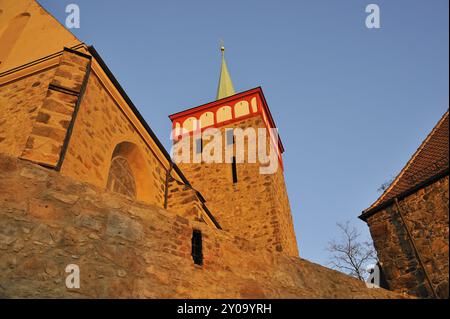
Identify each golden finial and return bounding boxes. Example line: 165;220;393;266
220;39;225;54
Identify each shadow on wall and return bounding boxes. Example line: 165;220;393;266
0;12;31;67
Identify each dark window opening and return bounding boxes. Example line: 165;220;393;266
196;138;203;154
231;156;238;183
191;229;203;266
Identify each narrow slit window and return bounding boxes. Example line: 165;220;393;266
231;156;238;184
191;230;203;266
195;138;203;154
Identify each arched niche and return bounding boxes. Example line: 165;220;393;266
251;97;258;113
0;12;31;66
216;105;232;123
106;141;154;202
199;111;214;128
183;117;197;132
234;100;250;118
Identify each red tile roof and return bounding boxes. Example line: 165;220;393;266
362;110;449;218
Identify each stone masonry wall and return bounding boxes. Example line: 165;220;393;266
1;47;212;225
366;176;449;298
59;70;167;207
0;49;90;167
177;115;299;256
20;50;91;167
0;66;57;157
0;153;405;298
166;177;210;225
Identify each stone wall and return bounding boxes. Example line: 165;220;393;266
59;70;167;206
177;115;299;256
0;66;57;157
166;177;219;228
0;45;182;208
366;176;449;298
20;50;91;166
0;153;405;298
0;44;218;228
0;49;90;167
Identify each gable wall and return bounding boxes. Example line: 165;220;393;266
0;0;81;73
59;71;167;207
366;175;449;298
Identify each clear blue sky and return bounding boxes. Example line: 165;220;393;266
40;0;449;266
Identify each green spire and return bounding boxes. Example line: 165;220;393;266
216;45;235;100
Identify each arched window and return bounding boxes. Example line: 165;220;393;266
106;141;154;202
0;12;31;66
106;156;136;198
234;101;250;118
199;111;214;128
216;105;232;123
182;117;197;132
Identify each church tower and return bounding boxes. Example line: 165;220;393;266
169;46;299;256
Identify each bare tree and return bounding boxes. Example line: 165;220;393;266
326;221;377;281
377;176;395;193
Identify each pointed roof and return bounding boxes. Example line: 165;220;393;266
216;46;235;100
360;110;449;220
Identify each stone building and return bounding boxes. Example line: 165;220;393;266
0;0;220;230
169;84;298;256
360;111;449;298
0;0;407;298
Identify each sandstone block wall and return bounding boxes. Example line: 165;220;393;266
0;154;405;298
366;176;449;298
59;69;167;206
0;49;90;167
0;65;57;157
1;44;217;227
20;50;91;166
166;177;219;228
177;116;299;256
